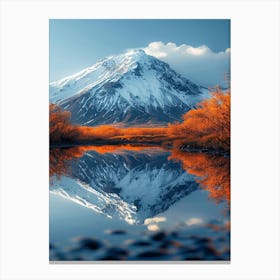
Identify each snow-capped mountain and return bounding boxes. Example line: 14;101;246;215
50;49;208;126
50;149;198;224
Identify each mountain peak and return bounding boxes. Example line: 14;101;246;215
122;48;148;60
103;48;151;70
124;48;146;56
50;48;208;126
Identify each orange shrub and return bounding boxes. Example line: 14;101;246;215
168;88;230;151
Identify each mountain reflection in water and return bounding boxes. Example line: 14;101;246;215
49;145;230;261
50;145;230;206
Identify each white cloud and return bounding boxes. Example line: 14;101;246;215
147;224;160;231
185;217;203;226
144;216;166;231
144;216;166;225
143;41;230;87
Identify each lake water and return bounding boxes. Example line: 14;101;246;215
49;146;230;261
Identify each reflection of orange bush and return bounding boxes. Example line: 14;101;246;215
49;145;164;179
77;145;163;154
64;144;163;155
50;146;230;206
49;147;85;179
168;150;230;204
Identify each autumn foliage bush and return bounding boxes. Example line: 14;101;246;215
49;87;230;152
168;88;230;152
49;103;168;144
77;125;167;140
49;104;80;145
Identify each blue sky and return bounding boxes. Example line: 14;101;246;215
50;19;230;86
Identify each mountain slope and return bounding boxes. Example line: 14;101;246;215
50;49;208;126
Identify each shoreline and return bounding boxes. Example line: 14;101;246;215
49;142;230;157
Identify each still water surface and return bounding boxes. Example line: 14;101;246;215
49;146;230;261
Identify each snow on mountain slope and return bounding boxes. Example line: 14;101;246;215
50;49;209;126
50;176;137;225
50;149;199;224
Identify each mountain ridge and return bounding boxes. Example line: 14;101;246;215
50;49;209;126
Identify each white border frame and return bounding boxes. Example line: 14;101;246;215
1;0;279;279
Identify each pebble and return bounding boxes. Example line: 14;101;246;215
137;250;167;259
151;231;166;242
79;238;102;250
106;247;129;256
107;229;126;235
131;241;151;247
